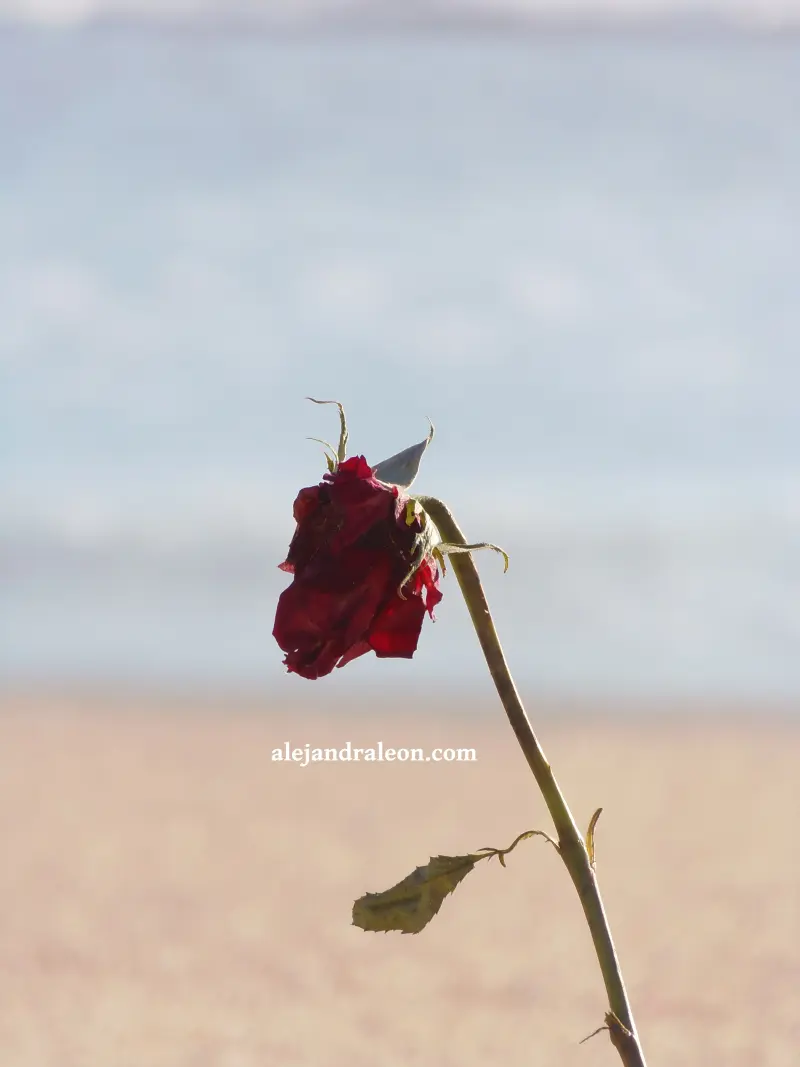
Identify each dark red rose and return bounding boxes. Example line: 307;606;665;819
273;456;442;679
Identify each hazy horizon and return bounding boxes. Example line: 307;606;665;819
3;0;800;30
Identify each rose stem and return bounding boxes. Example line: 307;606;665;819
419;495;648;1067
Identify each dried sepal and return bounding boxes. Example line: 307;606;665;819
437;540;510;573
305;436;338;472
306;397;348;463
372;418;435;489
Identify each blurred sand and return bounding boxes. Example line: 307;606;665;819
0;692;798;1067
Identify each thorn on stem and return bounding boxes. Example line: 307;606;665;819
586;807;603;868
578;1012;633;1049
579;1024;608;1046
604;1012;637;1056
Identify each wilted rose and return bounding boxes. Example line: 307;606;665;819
273;454;442;680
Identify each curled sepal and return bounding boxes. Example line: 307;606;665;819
351;829;545;935
305;437;337;473
437;540;510;574
306;397;348;463
396;499;442;600
372;418;435;489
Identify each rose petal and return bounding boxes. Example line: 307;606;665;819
273;549;392;679
368;592;427;659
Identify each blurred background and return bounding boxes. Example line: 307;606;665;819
3;0;800;704
2;7;800;1067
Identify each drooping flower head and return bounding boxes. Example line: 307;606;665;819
273;400;442;680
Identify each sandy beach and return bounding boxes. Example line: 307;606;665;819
0;691;797;1066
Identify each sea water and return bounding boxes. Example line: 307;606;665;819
2;26;799;700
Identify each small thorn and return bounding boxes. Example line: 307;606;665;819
586;807;603;869
579;1024;608;1046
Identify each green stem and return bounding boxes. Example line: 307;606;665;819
419;496;648;1067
